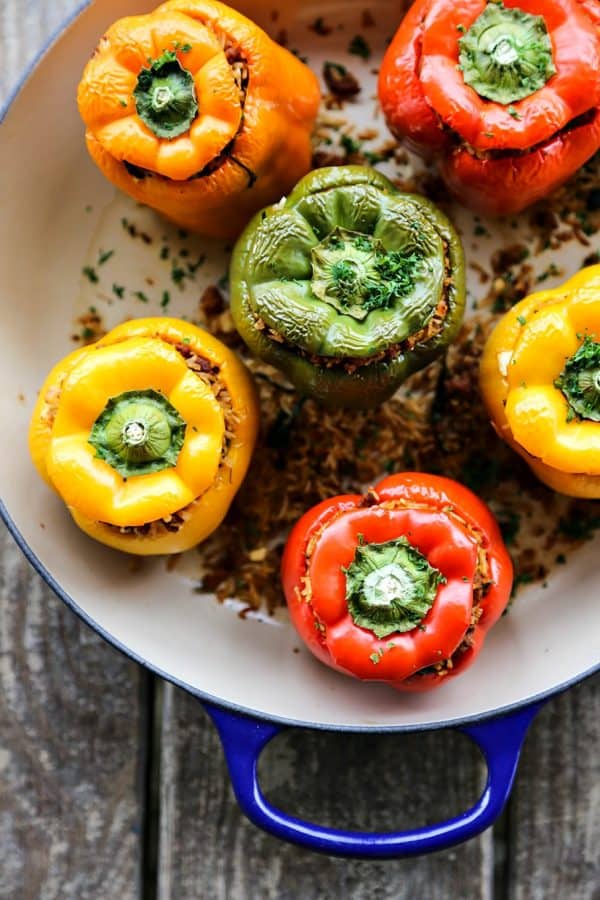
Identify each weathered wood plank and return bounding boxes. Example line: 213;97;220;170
1;5;145;897
0;526;145;900
508;674;600;900
157;682;493;900
4;2;600;898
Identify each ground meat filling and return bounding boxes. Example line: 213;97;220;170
448;109;599;161
297;494;492;680
256;245;453;373
123;37;251;184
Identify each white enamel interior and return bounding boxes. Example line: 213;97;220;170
1;0;598;730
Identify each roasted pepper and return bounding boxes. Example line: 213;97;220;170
481;265;600;498
378;0;600;216
77;0;320;239
230;166;465;409
29;318;258;554
282;473;512;691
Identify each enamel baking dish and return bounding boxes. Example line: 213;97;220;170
1;0;598;857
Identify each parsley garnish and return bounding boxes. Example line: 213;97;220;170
340;133;361;155
82;266;98;283
98;249;114;266
171;262;187;286
348;34;371;59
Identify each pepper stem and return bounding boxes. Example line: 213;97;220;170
310;227;423;321
89;389;187;477
133;50;198;140
458;2;555;105
555;336;600;422
344;536;446;638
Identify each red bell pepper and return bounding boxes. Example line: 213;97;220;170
378;0;600;216
281;473;512;691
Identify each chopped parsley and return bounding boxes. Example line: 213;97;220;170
536;263;561;283
97;249;114;265
161;290;171;308
310;16;331;35
187;253;206;274
112;283;125;299
82;266;99;283
511;571;534;596
133;290;149;303
340;133;361;155
348;34;371;59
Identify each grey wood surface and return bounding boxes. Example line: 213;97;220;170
1;2;599;898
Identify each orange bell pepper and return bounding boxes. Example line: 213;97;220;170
378;0;600;216
77;0;320;238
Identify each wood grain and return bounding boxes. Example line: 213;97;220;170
0;527;144;900
157;683;493;900
1;6;145;898
508;675;600;900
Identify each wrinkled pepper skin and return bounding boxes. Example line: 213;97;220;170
230;166;465;409
282;473;513;691
77;0;320;239
481;266;600;498
378;0;600;216
29;318;259;554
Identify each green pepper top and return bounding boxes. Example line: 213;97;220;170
230;167;465;408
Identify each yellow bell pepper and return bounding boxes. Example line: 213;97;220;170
77;0;320;239
29;318;259;554
480;265;600;498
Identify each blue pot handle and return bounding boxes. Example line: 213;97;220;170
203;700;543;858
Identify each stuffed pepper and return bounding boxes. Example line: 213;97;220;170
282;473;512;691
481;265;600;498
77;0;320;238
29;318;258;554
230;166;465;409
378;0;600;216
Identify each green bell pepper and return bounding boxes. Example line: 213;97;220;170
230;166;465;408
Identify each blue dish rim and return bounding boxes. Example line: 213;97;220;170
1;0;598;733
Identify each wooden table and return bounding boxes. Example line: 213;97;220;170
1;3;598;897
